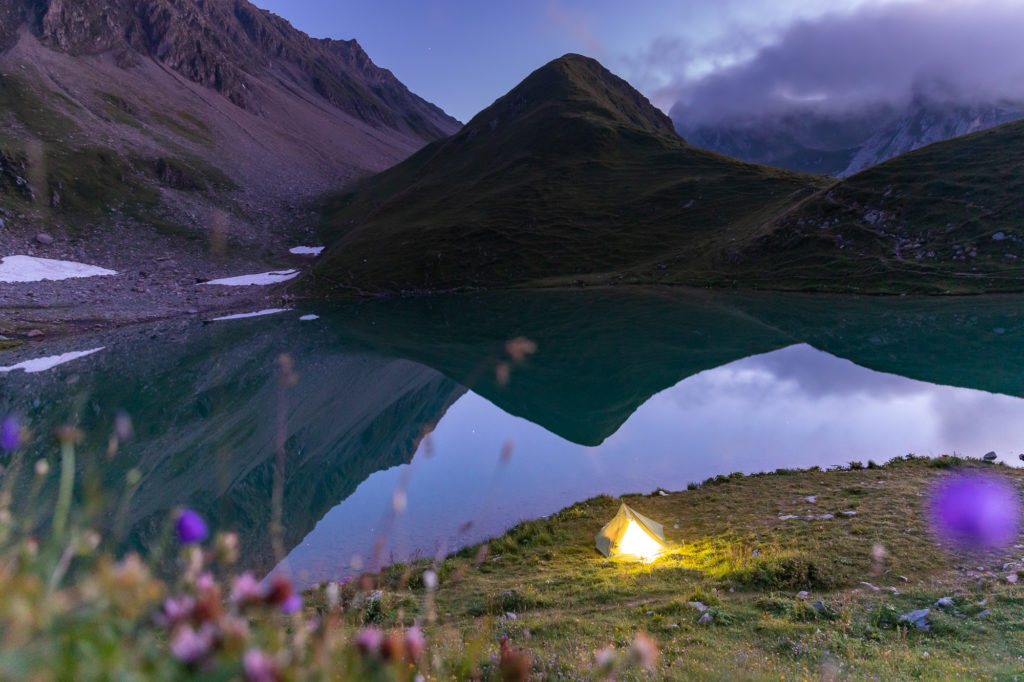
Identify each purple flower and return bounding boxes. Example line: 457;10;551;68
930;474;1020;551
281;594;302;614
243;648;279;682
1;416;20;452
176;509;208;545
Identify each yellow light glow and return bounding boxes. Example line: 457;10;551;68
617;520;664;561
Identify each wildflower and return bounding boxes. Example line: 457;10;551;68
215;532;240;564
405;625;426;662
231;572;264;606
629;632;659;669
504;336;537;363
169;623;215;664
929;474;1020;550
243;648;280;682
158;596;195;626
196;572;216;593
221;616;251;646
422;570;438;591
176;509;208;544
281;594;302;614
263;575;293;608
114;410;134;441
1;415;19;452
355;627;383;655
382;631;406;662
595;645;616;668
325;581;340;609
34;459;49;477
499;637;532;682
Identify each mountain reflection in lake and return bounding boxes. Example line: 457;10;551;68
280;342;1024;586
2;289;1023;585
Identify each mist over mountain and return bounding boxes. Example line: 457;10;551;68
665;2;1024;175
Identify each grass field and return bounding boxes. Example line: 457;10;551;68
328;456;1024;680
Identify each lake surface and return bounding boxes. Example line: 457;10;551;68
2;289;1023;586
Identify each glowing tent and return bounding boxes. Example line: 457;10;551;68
595;503;668;560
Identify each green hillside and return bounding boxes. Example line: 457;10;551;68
311;54;1024;296
310;54;826;294
722;119;1024;293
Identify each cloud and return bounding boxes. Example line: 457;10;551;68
654;0;1024;124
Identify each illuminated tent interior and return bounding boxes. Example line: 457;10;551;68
595;503;668;560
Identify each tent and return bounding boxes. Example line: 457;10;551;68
595;503;668;560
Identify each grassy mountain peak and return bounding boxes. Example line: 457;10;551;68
311;55;824;294
462;53;677;138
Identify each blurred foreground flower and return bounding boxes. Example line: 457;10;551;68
176;509;209;545
929;473;1020;550
243;648;280;682
355;626;383;654
1;415;20;452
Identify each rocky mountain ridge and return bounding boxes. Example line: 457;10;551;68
7;0;459;139
676;96;1024;177
0;0;461;331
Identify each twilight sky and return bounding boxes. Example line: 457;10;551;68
255;0;1024;123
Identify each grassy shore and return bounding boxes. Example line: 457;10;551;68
2;439;1022;679
337;456;1024;680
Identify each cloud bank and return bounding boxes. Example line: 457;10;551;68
660;1;1024;124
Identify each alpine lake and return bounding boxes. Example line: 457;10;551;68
2;288;1023;586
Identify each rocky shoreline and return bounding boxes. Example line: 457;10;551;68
0;219;316;344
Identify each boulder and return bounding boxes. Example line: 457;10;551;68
899;608;931;630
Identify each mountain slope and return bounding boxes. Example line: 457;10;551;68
723;119;1024;293
0;0;459;264
310;54;826;294
675;96;1024;178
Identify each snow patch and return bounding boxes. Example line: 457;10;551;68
289;246;324;256
299;314;320;321
201;270;299;286
210;308;291;321
0;255;118;283
0;348;105;374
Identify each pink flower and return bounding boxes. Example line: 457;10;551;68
156;596;195;626
405;625;426;662
169;624;215;664
231;572;264;606
196;572;216;593
243;648;279;682
355;626;383;654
